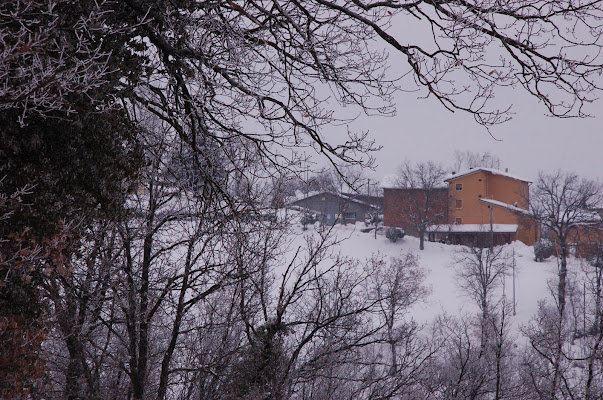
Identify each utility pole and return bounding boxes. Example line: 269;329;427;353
584;281;587;334
512;248;516;316
303;152;308;230
488;205;494;248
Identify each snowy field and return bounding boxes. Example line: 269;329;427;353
282;220;567;337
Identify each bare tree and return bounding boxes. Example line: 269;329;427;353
530;171;603;316
574;250;603;400
453;243;513;373
369;252;428;375
425;313;492;400
453;244;511;340
520;294;576;400
425;244;517;400
392;161;448;250
520;247;603;400
7;1;603;398
452;151;502;172
40;222;125;400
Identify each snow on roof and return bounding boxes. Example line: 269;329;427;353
580;209;603;222
479;198;530;215
444;168;532;183
287;191;378;209
339;193;380;208
291;190;323;203
426;224;519;233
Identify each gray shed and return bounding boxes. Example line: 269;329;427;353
288;191;379;225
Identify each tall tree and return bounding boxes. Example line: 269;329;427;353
393;161;448;250
531;171;603;316
527;171;603;398
453;151;502;172
453;244;511;348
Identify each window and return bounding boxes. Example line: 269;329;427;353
455;217;462;224
456;199;463;209
343;212;356;219
456;183;463;191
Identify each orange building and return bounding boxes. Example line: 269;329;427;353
568;209;603;258
427;168;539;246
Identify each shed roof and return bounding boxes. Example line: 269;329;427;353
426;224;519;233
287;191;378;209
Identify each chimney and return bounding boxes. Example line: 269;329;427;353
505;168;508;173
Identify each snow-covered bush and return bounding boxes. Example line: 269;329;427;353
534;240;554;262
385;227;405;242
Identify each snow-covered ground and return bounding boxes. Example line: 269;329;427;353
283;220;565;334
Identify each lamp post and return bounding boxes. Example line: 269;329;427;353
488;205;494;248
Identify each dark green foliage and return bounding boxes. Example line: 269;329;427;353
0;104;141;397
0;107;141;239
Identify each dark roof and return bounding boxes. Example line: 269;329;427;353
288;191;378;209
341;193;383;208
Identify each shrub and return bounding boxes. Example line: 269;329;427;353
300;213;316;226
386;227;405;242
534;240;554;262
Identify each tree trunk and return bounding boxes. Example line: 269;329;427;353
156;240;194;400
133;231;153;400
549;238;568;399
558;240;568;316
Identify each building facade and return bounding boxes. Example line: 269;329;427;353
288;192;379;225
434;168;539;245
383;188;448;237
408;168;540;246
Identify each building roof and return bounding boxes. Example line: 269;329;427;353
443;167;532;184
426;224;519;233
340;193;383;208
479;198;530;215
287;191;378;209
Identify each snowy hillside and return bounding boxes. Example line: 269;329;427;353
285;221;564;332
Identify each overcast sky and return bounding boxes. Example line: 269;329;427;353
357;87;603;183
341;12;603;184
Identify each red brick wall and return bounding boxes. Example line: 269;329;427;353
383;188;448;236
